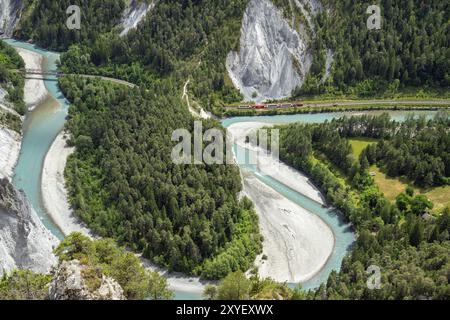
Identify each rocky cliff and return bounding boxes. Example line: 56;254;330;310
0;125;20;179
0;0;22;37
49;260;125;300
0;178;58;275
226;0;322;102
120;0;155;36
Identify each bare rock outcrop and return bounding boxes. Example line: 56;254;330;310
226;0;316;102
0;126;20;179
49;260;125;300
0;86;21;180
0;178;58;275
120;0;155;36
0;0;22;37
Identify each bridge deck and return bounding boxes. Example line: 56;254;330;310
23;69;64;76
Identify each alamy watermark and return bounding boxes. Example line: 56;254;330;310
171;121;279;168
66;5;81;30
367;5;382;30
366;265;382;290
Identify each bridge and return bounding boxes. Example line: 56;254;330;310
17;69;136;87
22;69;64;77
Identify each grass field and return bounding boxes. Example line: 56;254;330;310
370;166;450;213
348;138;378;158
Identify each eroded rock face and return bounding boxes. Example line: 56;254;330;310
120;0;155;36
0;0;22;37
0;126;20;179
0;178;58;275
49;260;125;300
226;0;314;102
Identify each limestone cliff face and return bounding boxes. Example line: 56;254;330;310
0;125;20;179
49;260;125;300
226;0;322;102
0;87;20;180
120;0;155;37
0;178;58;275
0;0;22;37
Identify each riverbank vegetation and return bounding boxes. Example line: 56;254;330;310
275;113;450;299
0;40;25;116
60;76;262;279
0;109;22;133
204;270;299;300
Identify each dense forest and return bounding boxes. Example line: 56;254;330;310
16;0;126;51
361;116;450;187
297;0;450;96
125;0;246;109
275;113;450;299
60;76;261;279
307;113;450;187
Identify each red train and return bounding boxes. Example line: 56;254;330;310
237;103;304;110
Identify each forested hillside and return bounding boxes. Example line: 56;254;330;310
0;41;24;132
125;0;246;107
16;0;126;51
276;114;450;299
299;0;450;96
60;0;246;113
17;0;247;113
0;40;25;115
16;0;450;106
60;76;262;278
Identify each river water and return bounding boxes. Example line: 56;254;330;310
4;39;439;299
4;39;68;239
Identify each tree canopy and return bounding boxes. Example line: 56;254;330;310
60;76;261;279
276;114;450;299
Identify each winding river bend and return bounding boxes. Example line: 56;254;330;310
5;39;439;299
5;39;68;239
222;110;438;290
